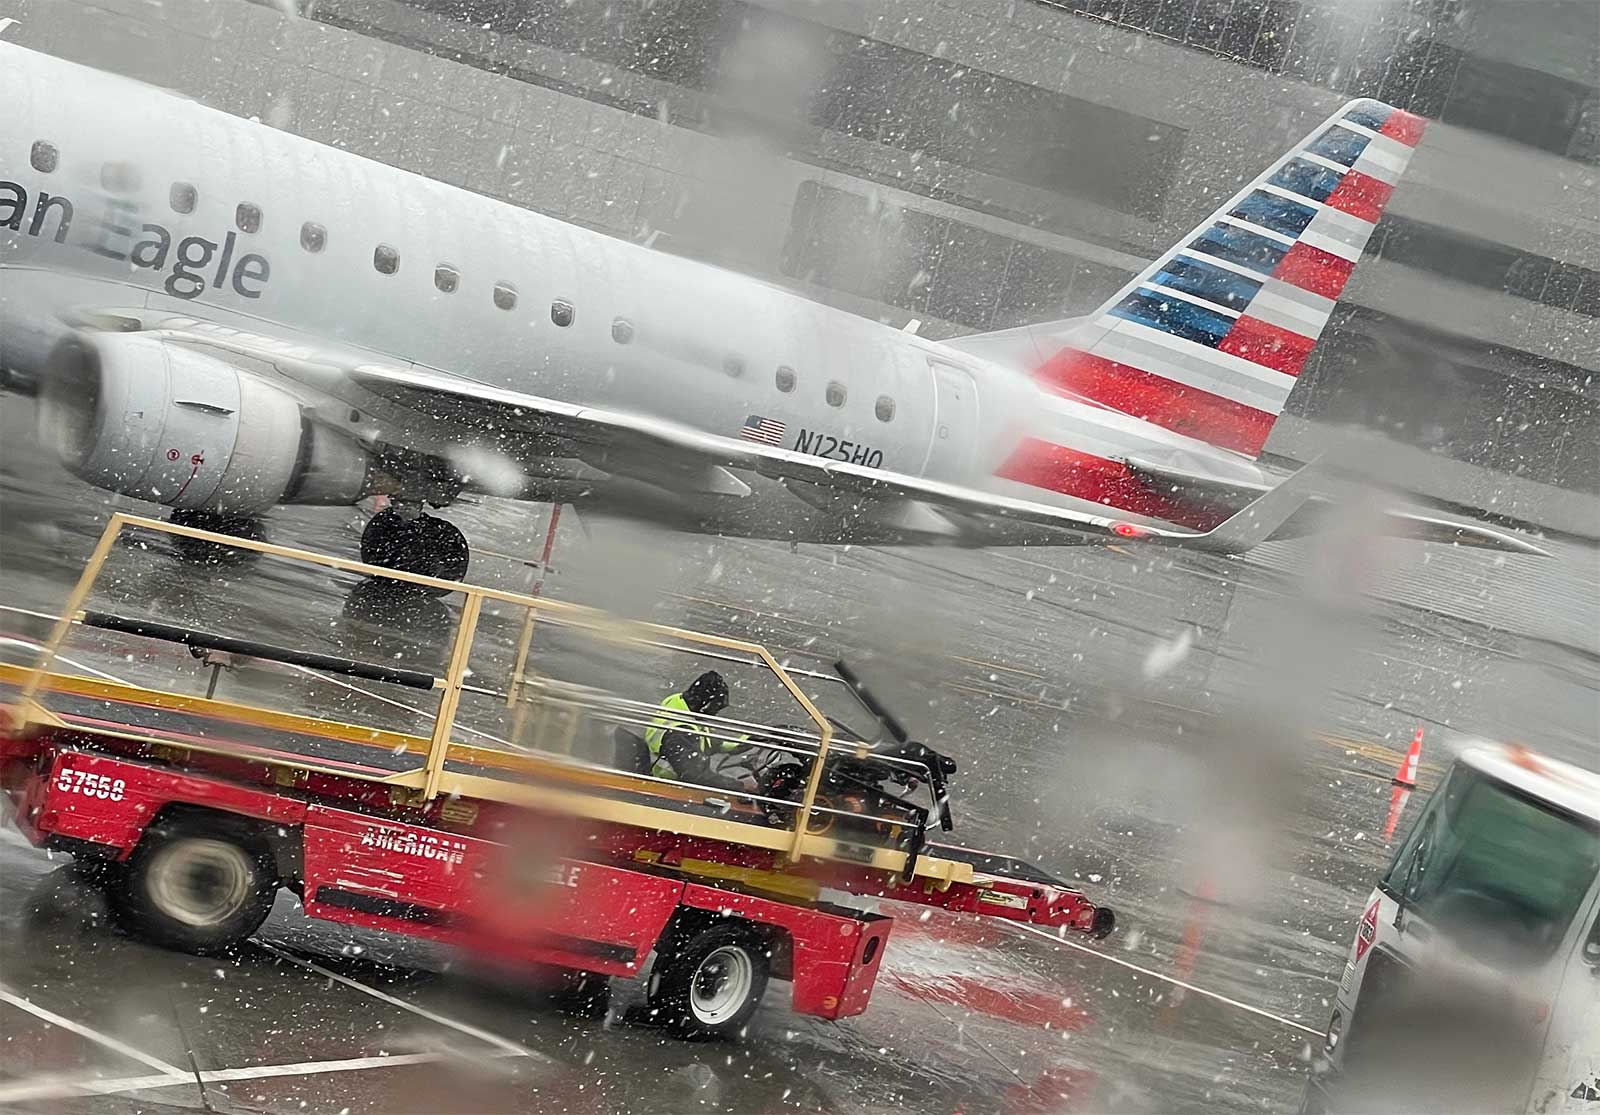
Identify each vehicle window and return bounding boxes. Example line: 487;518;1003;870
875;395;895;422
550;300;574;327
374;244;400;275
235;203;262;234
611;318;635;344
493;282;517;311
723;356;745;378
300;222;326;253
826;381;847;408
100;163;140;192
30;140;57;174
775;366;796;393
1385;765;1600;966
170;182;197;214
434;264;459;294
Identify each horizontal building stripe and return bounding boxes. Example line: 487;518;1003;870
1322;170;1393;223
1245;285;1329;338
1268;158;1344;204
1270;241;1356;299
1379;108;1427;147
994;438;1229;530
1034;349;1277;456
1189;223;1290;274
1306;125;1370;167
1091;318;1296;408
1218;314;1317;376
1229;189;1319;238
1111;289;1235;345
1153;256;1262;312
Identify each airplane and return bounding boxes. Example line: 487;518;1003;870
0;38;1545;581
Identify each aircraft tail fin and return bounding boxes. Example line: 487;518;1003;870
956;99;1427;459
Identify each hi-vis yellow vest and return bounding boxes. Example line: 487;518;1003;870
644;692;741;777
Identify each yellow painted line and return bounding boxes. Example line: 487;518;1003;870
950;655;1044;681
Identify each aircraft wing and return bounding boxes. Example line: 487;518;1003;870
1119;456;1550;556
89;315;1541;555
341;361;1316;553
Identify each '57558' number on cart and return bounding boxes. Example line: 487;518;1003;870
55;767;126;801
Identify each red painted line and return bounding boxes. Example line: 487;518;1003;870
1270;241;1355;299
994;438;1227;529
1379;108;1427;147
1217;314;1316;376
1322;169;1393;224
883;971;1092;1032
1032;348;1276;457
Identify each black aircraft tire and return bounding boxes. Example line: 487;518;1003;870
168;509;266;565
360;511;469;594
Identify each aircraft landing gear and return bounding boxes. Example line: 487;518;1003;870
167;509;267;565
360;507;470;590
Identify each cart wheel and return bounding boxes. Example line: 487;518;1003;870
108;814;279;956
648;922;769;1040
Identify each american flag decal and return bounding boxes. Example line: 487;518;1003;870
739;415;786;445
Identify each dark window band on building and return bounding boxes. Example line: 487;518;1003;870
1058;0;1597;162
1294;304;1598;494
782;180;1126;331
321;0;1186;217
1371;215;1600;321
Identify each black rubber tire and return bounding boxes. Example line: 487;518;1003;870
648;921;769;1040
360;511;469;593
168;509;266;565
106;813;279;956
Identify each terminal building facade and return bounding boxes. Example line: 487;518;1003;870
8;0;1598;538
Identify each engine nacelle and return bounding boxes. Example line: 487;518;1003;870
38;333;371;515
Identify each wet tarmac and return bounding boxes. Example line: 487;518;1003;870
2;394;1591;1114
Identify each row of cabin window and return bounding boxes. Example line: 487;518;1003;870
31;140;897;422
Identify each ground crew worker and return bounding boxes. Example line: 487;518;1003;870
644;670;749;791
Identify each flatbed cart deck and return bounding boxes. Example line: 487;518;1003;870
1;513;1114;1038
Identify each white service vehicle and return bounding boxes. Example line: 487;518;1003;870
1304;743;1600;1114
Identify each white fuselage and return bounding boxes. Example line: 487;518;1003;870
0;43;1258;542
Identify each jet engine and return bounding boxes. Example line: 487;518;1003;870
38;332;371;515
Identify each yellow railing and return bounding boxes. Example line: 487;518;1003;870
19;512;840;858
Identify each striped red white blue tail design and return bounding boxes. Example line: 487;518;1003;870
1035;98;1426;458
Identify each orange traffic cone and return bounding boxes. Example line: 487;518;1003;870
1382;782;1413;840
1393;727;1422;788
